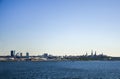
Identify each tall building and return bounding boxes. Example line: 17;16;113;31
11;50;15;57
91;50;93;56
85;52;88;56
94;51;97;56
26;52;29;58
20;53;22;57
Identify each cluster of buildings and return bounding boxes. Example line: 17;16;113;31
10;50;29;58
64;50;109;61
0;50;120;61
0;50;30;61
0;50;61;61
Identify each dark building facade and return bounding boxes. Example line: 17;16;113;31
11;50;15;57
43;53;48;58
26;52;29;58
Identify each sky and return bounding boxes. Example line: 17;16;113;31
0;0;120;56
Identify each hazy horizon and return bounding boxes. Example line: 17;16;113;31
0;0;120;56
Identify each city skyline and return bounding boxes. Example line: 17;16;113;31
0;49;105;56
0;0;120;56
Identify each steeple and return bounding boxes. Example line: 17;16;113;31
85;52;88;56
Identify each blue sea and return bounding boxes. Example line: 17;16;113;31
0;61;120;79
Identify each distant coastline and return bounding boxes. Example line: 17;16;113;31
0;50;120;62
0;55;120;62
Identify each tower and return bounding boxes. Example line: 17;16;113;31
26;52;29;58
85;52;88;56
94;51;97;56
91;50;93;56
20;53;22;57
11;50;15;57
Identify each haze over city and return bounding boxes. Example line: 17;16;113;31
0;0;120;56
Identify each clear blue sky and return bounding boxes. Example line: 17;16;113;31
0;0;120;56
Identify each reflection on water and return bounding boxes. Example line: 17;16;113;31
0;61;120;79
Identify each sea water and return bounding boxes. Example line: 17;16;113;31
0;61;120;79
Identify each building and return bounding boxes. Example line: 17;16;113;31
20;53;22;57
94;51;97;56
91;50;93;56
11;50;15;57
43;53;48;58
26;52;29;58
